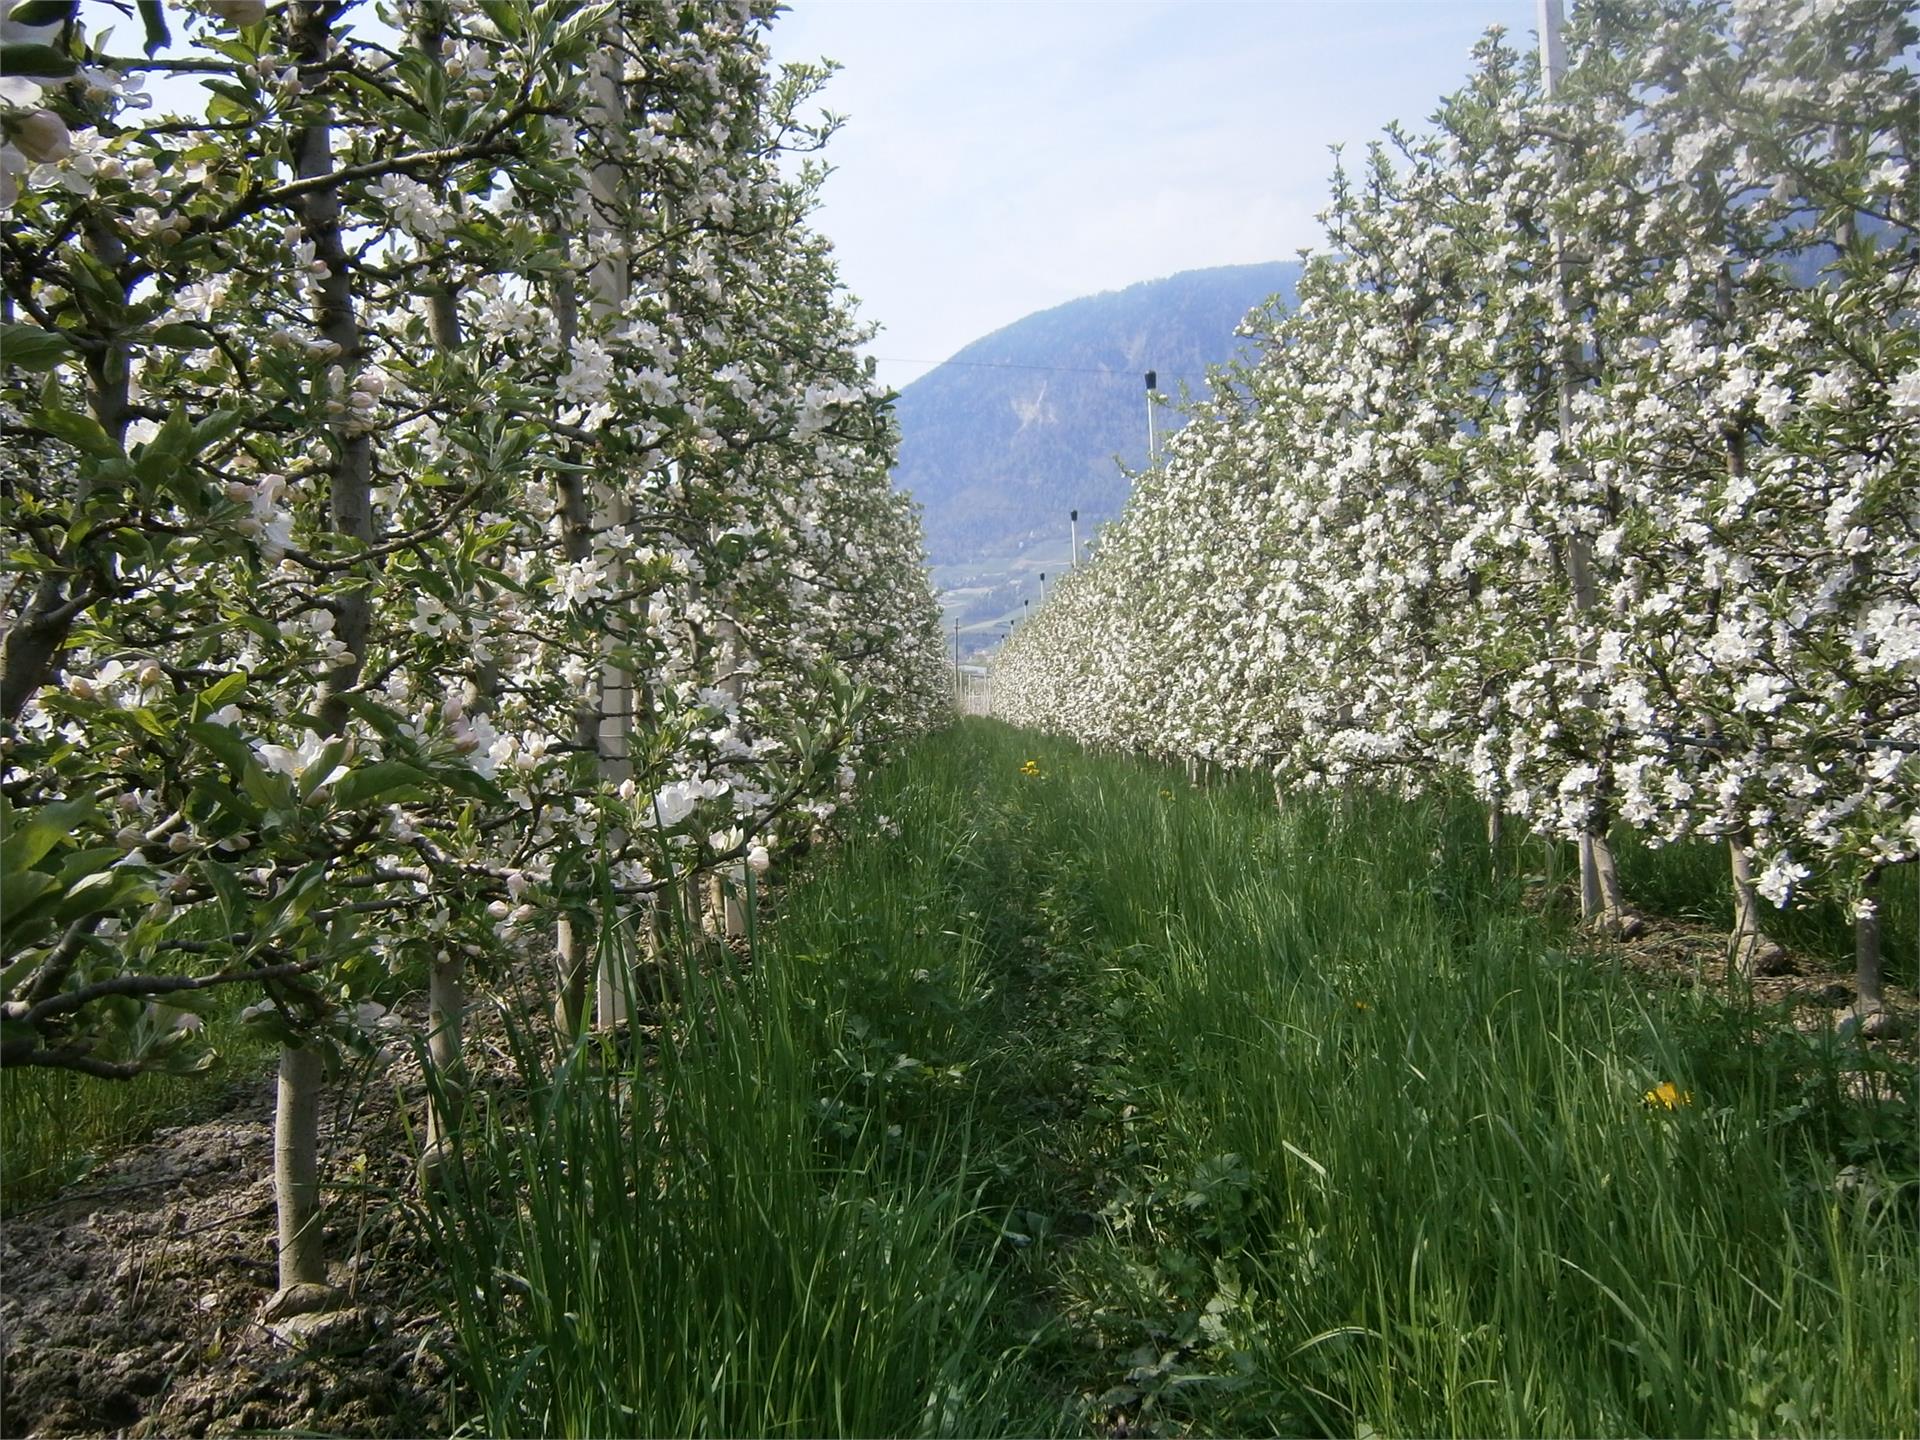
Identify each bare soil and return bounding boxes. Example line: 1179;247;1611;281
1;1057;454;1438
1597;914;1919;1075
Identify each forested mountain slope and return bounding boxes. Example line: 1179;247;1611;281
893;262;1301;564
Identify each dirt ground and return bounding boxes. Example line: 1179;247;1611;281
0;912;1910;1438
1;1057;456;1439
1600;915;1919;1080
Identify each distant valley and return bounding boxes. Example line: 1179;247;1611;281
886;262;1302;652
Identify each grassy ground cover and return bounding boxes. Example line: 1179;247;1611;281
9;718;1906;1434
421;717;1915;1437
0;1017;276;1215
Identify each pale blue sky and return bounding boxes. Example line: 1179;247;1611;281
766;0;1539;390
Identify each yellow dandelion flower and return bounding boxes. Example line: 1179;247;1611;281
1642;1080;1692;1110
1353;1000;1371;1011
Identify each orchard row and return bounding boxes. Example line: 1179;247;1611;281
0;0;947;1314
996;0;1917;1013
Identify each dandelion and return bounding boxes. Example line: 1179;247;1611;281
1642;1080;1692;1110
1020;759;1042;777
1353;1000;1371;1011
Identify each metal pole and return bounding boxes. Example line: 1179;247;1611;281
953;618;961;705
1070;509;1079;569
1144;370;1157;458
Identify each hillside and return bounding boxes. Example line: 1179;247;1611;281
892;262;1301;573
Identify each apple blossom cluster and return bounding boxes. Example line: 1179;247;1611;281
996;0;1917;949
1;0;948;1082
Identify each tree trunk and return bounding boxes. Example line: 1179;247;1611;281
264;0;374;1313
595;913;630;1030
554;912;591;1040
1538;1;1639;943
709;863;746;940
1;219;133;721
410;0;474;1185
264;1044;334;1318
1581;817;1642;938
418;953;465;1191
1728;836;1788;977
1855;870;1887;1028
550;36;629;1045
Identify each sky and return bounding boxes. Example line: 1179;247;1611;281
765;0;1540;391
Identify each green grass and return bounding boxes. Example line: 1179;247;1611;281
1002;735;1916;1436
11;717;1909;1436
0;1017;276;1215
421;719;1916;1437
416;761;1065;1437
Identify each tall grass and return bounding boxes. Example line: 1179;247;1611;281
0;1019;275;1214
998;726;1917;1438
416;765;1055;1437
400;718;1920;1436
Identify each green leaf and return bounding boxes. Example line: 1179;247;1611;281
201;855;247;923
56;867;155;925
241;763;294;814
337;693;407;740
134;407;195;471
6;1;76;25
30;405;121;460
238;1003;303;1047
185;719;256;776
434;763;509;807
0;869;59;922
331;760;431;811
192;407;246;450
298;738;348;801
1;797;94;874
129;706;170;739
205;92;252;127
197;672;248;711
0;42;78;77
56;847;127;887
150;323;216;350
1;323;74;371
66;250;128;326
162;1045;218;1075
475;0;523;40
137;0;171;56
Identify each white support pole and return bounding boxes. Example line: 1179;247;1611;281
578;34;638;1034
1537;0;1566;95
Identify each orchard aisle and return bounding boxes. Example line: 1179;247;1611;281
3;717;1913;1438
752;717;1915;1440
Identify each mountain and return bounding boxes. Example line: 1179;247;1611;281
890;261;1302;577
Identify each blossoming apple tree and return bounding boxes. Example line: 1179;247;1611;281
1;0;946;1316
996;0;1916;1019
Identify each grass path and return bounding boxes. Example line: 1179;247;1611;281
427;719;1917;1438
